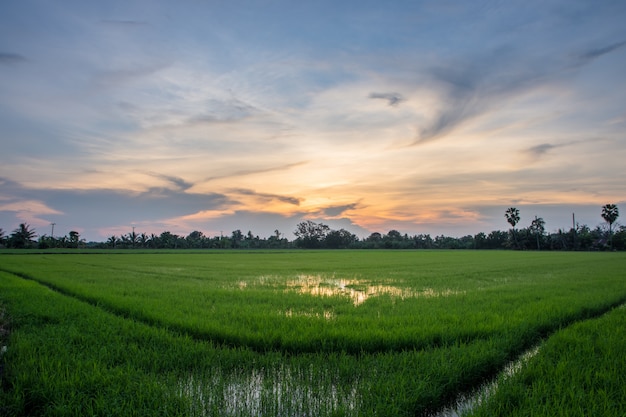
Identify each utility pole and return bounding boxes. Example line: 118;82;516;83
572;212;577;250
50;222;56;238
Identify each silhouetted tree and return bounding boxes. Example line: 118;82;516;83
294;220;330;248
231;230;244;248
505;207;520;248
601;204;619;249
324;229;358;249
106;235;118;249
68;231;82;248
529;216;545;250
186;231;205;248
9;223;37;248
159;231;180;249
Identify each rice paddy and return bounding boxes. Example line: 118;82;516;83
0;250;625;416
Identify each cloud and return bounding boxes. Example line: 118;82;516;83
413;49;545;145
368;92;405;106
526;143;558;158
185;98;260;125
0;52;27;65
523;138;597;160
230;188;301;206
202;161;308;182
319;203;359;217
144;172;194;191
412;40;626;146
577;40;626;62
0;176;235;238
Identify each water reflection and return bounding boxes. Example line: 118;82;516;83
282;308;335;320
285;274;464;306
177;366;361;417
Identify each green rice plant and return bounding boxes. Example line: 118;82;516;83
1;251;625;416
1;251;625;355
0;268;514;416
465;304;626;417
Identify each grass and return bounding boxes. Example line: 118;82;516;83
0;250;625;416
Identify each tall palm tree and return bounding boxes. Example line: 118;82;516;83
601;204;619;249
505;207;520;249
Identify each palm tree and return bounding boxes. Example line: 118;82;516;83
601;204;619;249
505;207;520;249
530;216;545;250
106;235;118;249
10;223;37;248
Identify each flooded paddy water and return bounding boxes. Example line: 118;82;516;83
176;365;362;417
237;273;465;307
285;274;465;306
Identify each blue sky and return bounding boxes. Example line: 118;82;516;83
1;0;625;241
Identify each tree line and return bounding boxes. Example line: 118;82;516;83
0;204;622;251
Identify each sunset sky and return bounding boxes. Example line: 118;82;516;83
1;0;625;241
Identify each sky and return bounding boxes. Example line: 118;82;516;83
1;0;625;242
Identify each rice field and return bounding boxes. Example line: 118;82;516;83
0;250;625;416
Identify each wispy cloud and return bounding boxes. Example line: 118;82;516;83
202;161;308;182
577;40;626;63
144;172;194;191
0;52;27;65
318;203;359;217
230;188;301;206
412;40;626;146
368;92;405;106
525;143;558;158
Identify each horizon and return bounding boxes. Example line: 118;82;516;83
1;1;625;242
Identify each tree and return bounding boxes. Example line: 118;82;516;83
139;233;149;248
601;204;619;249
127;229;139;249
68;231;83;248
505;207;520;249
186;231;205;248
106;235;118;249
159;231;180;249
294;220;330;248
231;229;244;248
9;223;37;248
529;216;545;250
0;228;5;247
324;229;358;249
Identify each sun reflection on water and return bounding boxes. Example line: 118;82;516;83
285;274;464;306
